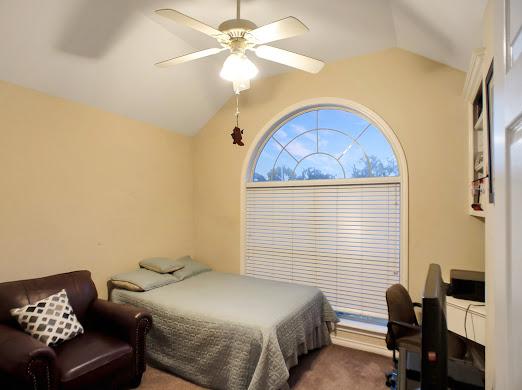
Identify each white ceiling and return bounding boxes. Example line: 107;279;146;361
0;0;486;135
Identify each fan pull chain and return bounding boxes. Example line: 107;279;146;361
235;93;240;127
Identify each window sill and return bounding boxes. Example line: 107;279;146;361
337;318;387;335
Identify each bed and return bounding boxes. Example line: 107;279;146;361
110;270;338;390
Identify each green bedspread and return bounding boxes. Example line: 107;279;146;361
111;271;338;390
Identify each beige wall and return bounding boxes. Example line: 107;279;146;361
0;80;194;297
0;48;486;304
193;48;485;301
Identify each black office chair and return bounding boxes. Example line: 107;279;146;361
385;284;422;388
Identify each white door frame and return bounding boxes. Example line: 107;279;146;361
491;1;522;389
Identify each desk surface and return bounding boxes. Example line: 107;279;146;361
447;296;486;316
446;296;486;345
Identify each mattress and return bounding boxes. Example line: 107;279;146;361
110;271;338;390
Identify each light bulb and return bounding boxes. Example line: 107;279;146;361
220;53;258;82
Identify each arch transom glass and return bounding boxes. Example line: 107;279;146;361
252;107;399;182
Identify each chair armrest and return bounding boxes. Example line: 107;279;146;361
388;320;421;332
88;299;152;378
0;324;57;389
387;320;421;351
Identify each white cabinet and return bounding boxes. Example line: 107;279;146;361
446;296;486;346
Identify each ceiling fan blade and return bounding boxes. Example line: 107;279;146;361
155;48;225;67
255;45;324;73
247;17;309;45
155;9;227;40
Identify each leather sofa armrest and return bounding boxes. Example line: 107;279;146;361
88;299;152;343
0;324;57;389
87;299;152;379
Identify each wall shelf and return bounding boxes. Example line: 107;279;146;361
463;48;489;218
470;209;486;218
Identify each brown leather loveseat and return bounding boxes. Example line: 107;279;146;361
0;271;152;389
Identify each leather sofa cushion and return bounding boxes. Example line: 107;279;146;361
54;331;132;384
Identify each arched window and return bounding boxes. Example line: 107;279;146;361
253;108;399;182
244;103;407;325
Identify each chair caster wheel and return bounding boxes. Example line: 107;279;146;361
385;371;397;389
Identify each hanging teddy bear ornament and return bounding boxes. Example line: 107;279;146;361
230;93;245;146
231;126;244;146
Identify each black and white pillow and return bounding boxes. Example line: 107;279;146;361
10;289;84;346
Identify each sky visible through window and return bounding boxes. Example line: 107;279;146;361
253;109;399;182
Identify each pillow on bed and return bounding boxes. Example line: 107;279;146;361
111;269;177;292
139;257;185;274
171;256;211;281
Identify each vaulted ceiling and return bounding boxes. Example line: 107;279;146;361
0;0;486;135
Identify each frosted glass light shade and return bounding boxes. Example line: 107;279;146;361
220;53;258;82
233;79;250;94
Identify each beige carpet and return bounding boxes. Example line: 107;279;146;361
139;345;392;390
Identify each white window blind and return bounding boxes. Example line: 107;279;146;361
245;182;401;319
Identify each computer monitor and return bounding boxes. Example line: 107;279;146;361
421;263;448;389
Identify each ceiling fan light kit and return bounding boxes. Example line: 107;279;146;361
154;0;324;94
154;0;325;146
220;53;258;82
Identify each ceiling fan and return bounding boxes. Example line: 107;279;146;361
154;0;325;93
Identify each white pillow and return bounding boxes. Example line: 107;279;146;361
139;257;185;274
111;268;177;291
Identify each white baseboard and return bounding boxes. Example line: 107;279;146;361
331;334;392;357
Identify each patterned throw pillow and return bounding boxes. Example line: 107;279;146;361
10;289;84;346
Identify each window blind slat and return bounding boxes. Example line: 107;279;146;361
245;182;401;317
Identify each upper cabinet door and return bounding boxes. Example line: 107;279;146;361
505;0;522;123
